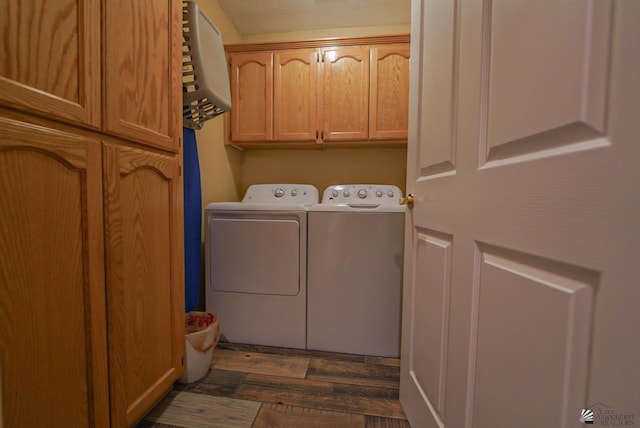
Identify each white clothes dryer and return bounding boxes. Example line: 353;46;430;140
205;184;318;349
307;184;405;357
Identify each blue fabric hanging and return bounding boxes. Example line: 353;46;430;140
183;127;202;312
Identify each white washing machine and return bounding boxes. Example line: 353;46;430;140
307;184;405;357
205;184;318;349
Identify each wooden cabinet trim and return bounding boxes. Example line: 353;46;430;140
225;34;410;53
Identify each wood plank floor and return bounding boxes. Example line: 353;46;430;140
139;342;410;428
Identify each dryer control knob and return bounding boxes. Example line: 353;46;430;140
291;189;298;196
376;190;383;197
357;189;368;199
274;188;285;197
343;190;351;197
332;190;339;197
387;190;395;197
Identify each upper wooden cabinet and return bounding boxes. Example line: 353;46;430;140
0;0;101;129
103;0;182;152
0;0;182;152
226;35;410;147
369;44;411;140
230;52;274;141
321;46;370;142
274;49;319;141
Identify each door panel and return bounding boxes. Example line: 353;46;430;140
230;52;274;141
402;0;640;427
417;0;457;174
0;118;108;427
322;46;369;141
274;49;318;141
483;0;611;163
411;231;452;418
0;0;100;128
470;246;594;427
103;143;184;427
369;44;410;140
103;0;181;151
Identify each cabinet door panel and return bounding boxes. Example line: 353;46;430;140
370;44;410;140
274;49;318;141
103;0;181;152
0;0;100;128
103;143;184;427
230;52;274;141
322;46;370;141
0;118;108;427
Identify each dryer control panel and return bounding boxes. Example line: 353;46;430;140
322;184;403;205
242;184;319;204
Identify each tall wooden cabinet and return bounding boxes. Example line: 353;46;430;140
103;143;184;427
0;118;110;428
0;0;184;427
226;35;410;148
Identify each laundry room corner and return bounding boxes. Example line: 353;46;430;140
185;0;244;311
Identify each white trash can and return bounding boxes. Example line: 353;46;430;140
177;312;220;384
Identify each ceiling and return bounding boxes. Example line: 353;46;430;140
217;0;411;35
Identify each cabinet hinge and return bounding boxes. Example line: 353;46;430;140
321;130;324;140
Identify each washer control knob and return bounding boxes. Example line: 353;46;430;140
387;190;395;198
343;190;350;197
274;188;285;198
357;189;367;199
332;189;339;197
291;189;298;196
376;190;383;198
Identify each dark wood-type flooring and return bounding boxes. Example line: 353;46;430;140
139;342;410;427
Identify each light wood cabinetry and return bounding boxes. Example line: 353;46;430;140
225;35;409;148
321;46;370;142
230;52;274;141
0;0;101;129
0;117;110;427
103;0;182;151
274;49;319;141
0;0;184;426
103;143;184;427
369;44;411;140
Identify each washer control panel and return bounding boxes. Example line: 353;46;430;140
321;184;403;205
243;184;319;204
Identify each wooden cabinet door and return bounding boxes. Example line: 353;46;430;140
0;0;101;129
103;0;182;152
321;46;370;142
0;118;109;427
273;49;319;141
103;143;184;427
370;44;410;140
230;52;274;141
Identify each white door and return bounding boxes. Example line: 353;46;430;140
400;1;640;427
